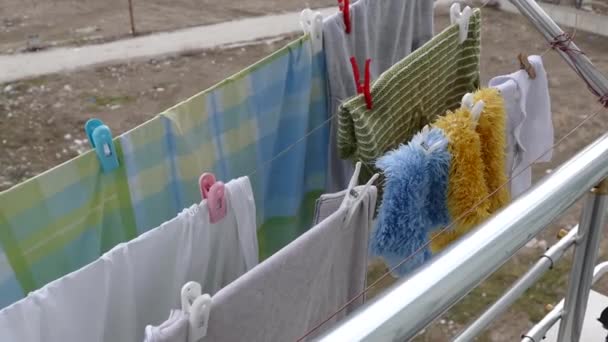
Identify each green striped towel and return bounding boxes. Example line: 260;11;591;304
337;9;481;172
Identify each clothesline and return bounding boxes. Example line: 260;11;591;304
295;90;607;342
114;0;598;222
294;6;608;340
145;1;608;338
2;0;607;340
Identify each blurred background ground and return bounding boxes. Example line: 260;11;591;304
1;2;608;341
0;0;334;53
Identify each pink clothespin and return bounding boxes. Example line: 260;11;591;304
350;56;373;110
199;173;216;199
338;0;351;34
199;173;227;223
207;182;227;224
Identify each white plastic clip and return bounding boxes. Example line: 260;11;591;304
471;100;485;123
418;125;444;154
181;281;202;314
450;3;472;44
188;294;212;342
461;93;485;123
461;93;475;111
340;162;378;224
300;9;324;54
181;282;212;342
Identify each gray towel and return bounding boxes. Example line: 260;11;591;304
203;185;377;341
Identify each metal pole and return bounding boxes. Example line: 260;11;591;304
557;180;608;341
522;299;564;342
128;0;136;36
508;0;608;97
454;226;578;341
316;133;608;342
522;261;608;342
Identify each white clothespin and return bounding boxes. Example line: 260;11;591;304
181;282;212;342
188;294;212;342
300;9;324;54
418;125;445;153
181;281;202;314
461;93;485;124
340;162;379;224
471;101;485;123
450;3;472;44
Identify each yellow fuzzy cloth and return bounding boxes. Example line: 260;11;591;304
431;107;489;251
429;88;510;252
474;88;510;212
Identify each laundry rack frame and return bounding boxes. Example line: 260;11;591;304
315;0;608;341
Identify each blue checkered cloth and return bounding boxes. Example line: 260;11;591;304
120;35;329;258
0;34;329;309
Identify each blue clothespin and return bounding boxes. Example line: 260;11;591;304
85;118;119;173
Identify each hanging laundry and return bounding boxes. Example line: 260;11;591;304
337;9;481;184
371;127;451;276
0;34;328;309
473;88;511;212
323;0;434;192
431;105;488;250
488;55;554;198
144;310;189;342
431;88;509;251
0;143;138;309
0;177;258;342
127;35;329;260
202;174;377;341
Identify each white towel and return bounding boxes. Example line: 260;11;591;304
489;55;554;197
0;177;258;342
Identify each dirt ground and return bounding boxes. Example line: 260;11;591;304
0;35;303;189
0;0;334;54
2;4;608;342
2;0;607;55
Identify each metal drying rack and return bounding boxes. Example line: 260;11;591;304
316;0;608;341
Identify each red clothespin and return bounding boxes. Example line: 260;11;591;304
350;56;373;110
338;0;351;34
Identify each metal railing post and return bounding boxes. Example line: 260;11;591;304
454;227;578;341
522;262;608;342
316;133;608;342
557;179;608;341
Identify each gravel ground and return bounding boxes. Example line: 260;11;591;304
0;0;334;53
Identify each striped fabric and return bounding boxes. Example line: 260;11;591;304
0;34;329;308
337;10;481;173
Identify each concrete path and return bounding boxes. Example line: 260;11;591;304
0;7;336;84
1;2;606;84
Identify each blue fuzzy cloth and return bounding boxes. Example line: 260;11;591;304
371;127;451;276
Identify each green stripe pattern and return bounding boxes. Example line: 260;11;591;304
337;10;482;170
